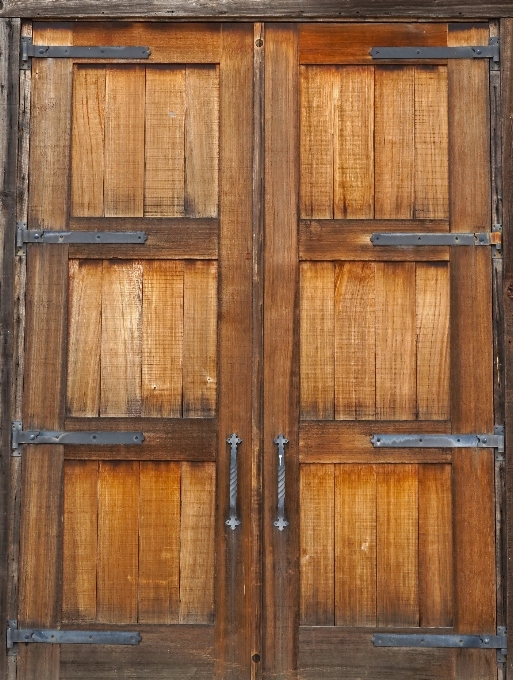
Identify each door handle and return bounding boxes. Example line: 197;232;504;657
273;434;289;531
225;433;242;530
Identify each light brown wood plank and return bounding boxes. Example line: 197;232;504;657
184;65;219;218
300;261;334;420
300;65;334;219
334;66;374;219
300;218;450;261
139;462;180;624
144;66;185;217
142;260;183;418
376;263;416;420
419;464;453;627
375;66;415;219
335;262;375;420
183;260;217;418
300;464;335;625
71;65;105;217
377;464;419;627
97;461;139;624
62;461;98;622
67;260;102;417
335;464;376;627
100;261;143;417
104;66;145;217
416;262;450;420
179;462;215;624
414;66;449;219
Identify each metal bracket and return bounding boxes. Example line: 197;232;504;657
7;620;141;651
370;38;499;62
371;426;504;454
12;421;144;456
372;630;507;651
21;36;150;69
17;226;147;248
370;232;502;248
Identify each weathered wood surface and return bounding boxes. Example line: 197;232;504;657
2;0;513;18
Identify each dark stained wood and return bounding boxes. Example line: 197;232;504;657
263;24;299;679
214;24;254;679
0;17;19;680
501;16;513;680
1;2;511;18
300;219;450;261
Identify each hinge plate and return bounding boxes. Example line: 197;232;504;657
17;226;147;248
370;38;499;61
370;232;502;248
7;620;141;650
12;421;144;456
21;36;150;69
371;426;504;453
372;631;507;650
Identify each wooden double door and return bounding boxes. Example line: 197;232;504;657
15;20;498;680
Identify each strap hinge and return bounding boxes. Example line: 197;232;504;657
370;231;502;248
21;36;150;70
11;421;145;456
17;224;147;248
370;38;499;62
371;426;504;455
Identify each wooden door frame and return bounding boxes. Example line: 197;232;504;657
0;9;512;680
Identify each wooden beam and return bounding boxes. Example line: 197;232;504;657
1;1;513;19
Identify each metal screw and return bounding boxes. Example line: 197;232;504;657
29;434;35;441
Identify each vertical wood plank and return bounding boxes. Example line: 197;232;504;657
334;65;374;219
414;66;449;219
142;260;183;418
300;262;334;420
376;263;416;420
179;462;215;624
104;66;145;217
183;260;217;418
300;464;334;625
97;461;139;624
335;464;376;627
416;262;450;420
419;464;453;627
375;66;415;219
263;25;299;678
144;66;185;217
377;464;419;627
62;461;98;622
100;261;143;417
300;65;334;219
70;65;105;217
185;65;219;217
67;260;102;417
448;24;496;649
139;462;180;624
335;262;376;420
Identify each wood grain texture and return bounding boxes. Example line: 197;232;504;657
299;464;334;625
334;66;374;219
375;65;415;219
70;65;105;217
334;262;375;420
416;262;450;420
375;263;416;420
419;464;453;627
300;261;334;420
104;66;145;217
185;65;219;218
97;461;139;624
183;260;217;418
100;261;143;417
62;461;98;622
67;260;102;417
142;260;183;418
335;465;376;627
139;462;181;624
377;464;419;627
144;66;185;217
179;462;215;624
